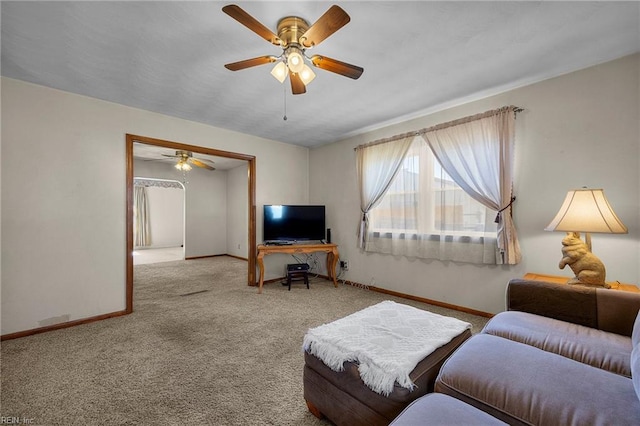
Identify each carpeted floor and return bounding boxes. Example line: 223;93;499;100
1;256;488;425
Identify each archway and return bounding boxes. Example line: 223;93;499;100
125;134;256;313
133;177;185;265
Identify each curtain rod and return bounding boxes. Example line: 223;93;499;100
354;105;522;151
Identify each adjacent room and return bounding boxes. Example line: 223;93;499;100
2;2;639;425
131;141;250;265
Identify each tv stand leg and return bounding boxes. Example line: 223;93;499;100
327;249;339;288
257;252;265;293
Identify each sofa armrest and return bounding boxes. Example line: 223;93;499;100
507;279;598;328
507;279;640;336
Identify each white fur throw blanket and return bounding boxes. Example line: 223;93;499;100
302;300;471;396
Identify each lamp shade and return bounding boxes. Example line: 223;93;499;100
545;188;627;234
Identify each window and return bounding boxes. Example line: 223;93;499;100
356;106;521;265
369;138;496;239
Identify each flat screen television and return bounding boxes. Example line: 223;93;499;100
263;205;326;243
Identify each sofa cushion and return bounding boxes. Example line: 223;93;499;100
632;345;640;402
435;334;640;425
390;393;506;425
483;311;632;377
633;312;640;402
632;310;640;348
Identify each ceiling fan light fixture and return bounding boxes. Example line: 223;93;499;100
175;160;192;171
270;61;288;83
286;46;304;73
222;5;363;94
299;64;316;85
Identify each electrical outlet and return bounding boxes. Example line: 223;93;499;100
237;244;241;250
340;260;349;271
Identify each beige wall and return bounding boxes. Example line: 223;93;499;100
226;164;249;259
145;186;184;249
310;54;640;314
1;77;309;335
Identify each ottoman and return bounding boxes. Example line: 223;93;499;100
303;301;472;426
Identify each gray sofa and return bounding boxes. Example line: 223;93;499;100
391;278;640;425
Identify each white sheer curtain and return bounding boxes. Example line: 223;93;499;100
421;106;521;264
355;136;414;248
133;185;151;247
365;138;498;264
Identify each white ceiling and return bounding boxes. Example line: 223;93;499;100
2;2;639;148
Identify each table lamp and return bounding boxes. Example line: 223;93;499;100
544;188;627;288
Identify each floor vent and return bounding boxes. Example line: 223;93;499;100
180;290;209;297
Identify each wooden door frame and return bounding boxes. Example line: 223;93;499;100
126;134;256;313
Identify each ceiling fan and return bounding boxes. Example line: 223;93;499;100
162;150;216;171
222;4;364;95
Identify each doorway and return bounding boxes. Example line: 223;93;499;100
125;134;257;313
133;177;185;265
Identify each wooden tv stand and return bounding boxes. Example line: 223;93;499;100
256;243;339;294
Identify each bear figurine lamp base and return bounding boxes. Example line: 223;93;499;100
545;188;627;289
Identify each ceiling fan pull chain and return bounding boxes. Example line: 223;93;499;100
283;84;288;121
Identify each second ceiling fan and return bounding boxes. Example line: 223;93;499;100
162;150;215;171
222;4;364;95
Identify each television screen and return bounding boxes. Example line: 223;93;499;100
263;205;326;242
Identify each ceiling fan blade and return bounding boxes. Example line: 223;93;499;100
222;5;281;46
161;154;179;158
310;55;364;80
224;56;277;71
190;158;216;170
194;157;215;164
300;5;350;48
290;72;306;95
